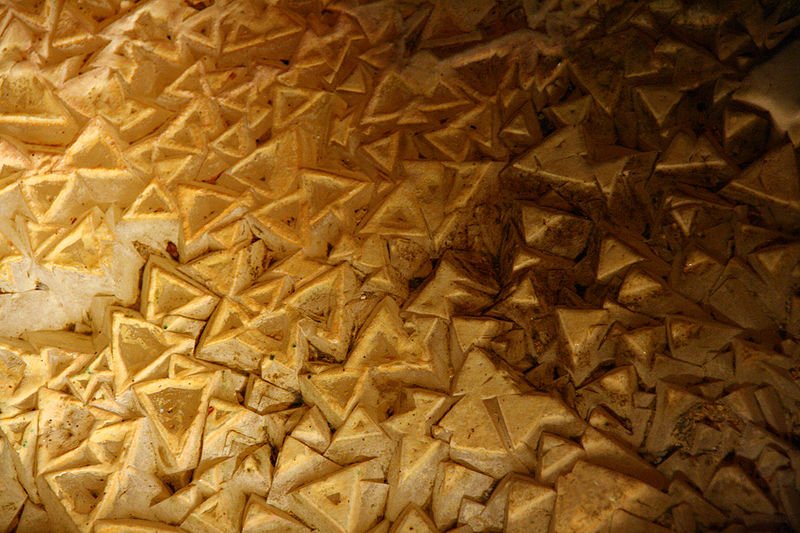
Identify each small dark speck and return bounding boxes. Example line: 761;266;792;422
166;241;180;261
185;0;213;10
280;59;290;66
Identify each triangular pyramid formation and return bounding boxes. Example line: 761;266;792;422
1;2;799;532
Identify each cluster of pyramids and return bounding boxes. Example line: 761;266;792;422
1;0;800;531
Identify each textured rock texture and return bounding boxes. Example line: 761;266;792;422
0;0;799;531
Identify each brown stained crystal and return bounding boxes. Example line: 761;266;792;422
0;0;799;532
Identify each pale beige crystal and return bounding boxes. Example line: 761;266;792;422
0;0;799;532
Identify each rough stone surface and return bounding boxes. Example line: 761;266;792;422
0;0;799;531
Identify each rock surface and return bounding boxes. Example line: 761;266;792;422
0;0;799;531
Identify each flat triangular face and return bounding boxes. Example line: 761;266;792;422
655;131;736;185
202;298;248;340
301;369;361;424
452;316;506;352
0;410;38;501
300;170;358;214
68;371;93;402
243;497;310;533
42;210;115;270
88;349;112;373
437;396;518;480
291;406;331;454
0;67;80;144
211;121;255;160
183;490;246;533
272;86;315;126
61;119;127;170
140;255;219;322
556;308;610;357
283;265;358;330
200;399;268;464
503;111;532;138
124;137;156;173
160;61;209;105
425;126;470;161
596;236;644;282
636;85;682;126
150;387;203;443
339;64;368;94
241;277;291;312
169;353;212;378
45;465;113;527
124;181;176;219
50;4;104;55
110;313;176;392
87;420;138;466
0;410;36;448
156;279;202;316
0;136;31;176
346;297;417;369
181;239;268;296
20;173;71;220
361;184;428;238
177;182;241;240
392;505;437;533
361;132;401;174
134;374;213;471
326;406;393;466
665;315;741;365
381;389;450;440
157;98;224;156
291;467;361;532
72;368;112;408
724;143;800;204
37;388;97;475
182;11;222;51
268;436;340;510
0;339;29;399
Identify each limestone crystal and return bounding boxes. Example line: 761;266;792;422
0;0;799;531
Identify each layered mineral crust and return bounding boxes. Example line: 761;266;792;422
0;0;799;531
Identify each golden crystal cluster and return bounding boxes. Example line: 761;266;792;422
1;0;800;531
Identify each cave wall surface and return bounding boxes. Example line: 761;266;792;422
1;0;800;531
